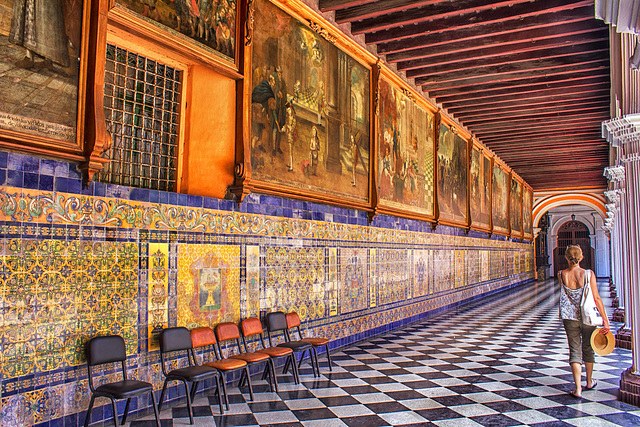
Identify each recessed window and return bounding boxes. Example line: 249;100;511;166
100;43;183;191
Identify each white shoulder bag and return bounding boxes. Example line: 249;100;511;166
580;269;603;327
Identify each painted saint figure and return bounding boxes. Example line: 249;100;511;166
310;126;320;176
281;101;296;172
350;134;358;187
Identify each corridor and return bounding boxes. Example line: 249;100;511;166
123;280;640;427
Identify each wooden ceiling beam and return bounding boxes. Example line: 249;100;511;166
386;20;608;62
368;2;594;45
428;69;609;98
478;125;602;141
330;0;440;22
487;134;606;147
443;83;610;110
318;0;371;12
407;41;609;79
436;76;609;104
446;90;610;115
469;114;610;134
421;61;609;91
396;32;609;72
460;103;611;125
348;0;532;33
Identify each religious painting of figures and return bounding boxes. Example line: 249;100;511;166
510;177;522;236
492;164;509;234
377;78;434;216
249;0;370;203
470;146;491;230
115;0;236;60
0;0;84;143
523;186;533;237
437;124;467;225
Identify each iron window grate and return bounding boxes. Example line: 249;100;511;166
99;43;182;191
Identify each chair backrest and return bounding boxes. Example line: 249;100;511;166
240;317;269;350
285;312;301;328
264;311;291;346
191;327;217;348
85;335;127;391
285;312;303;340
160;327;193;353
87;335;126;366
215;322;246;357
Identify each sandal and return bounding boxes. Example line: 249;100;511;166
585;380;597;390
569;390;582;398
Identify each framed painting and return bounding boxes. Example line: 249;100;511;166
437;117;468;226
242;0;374;208
376;71;435;220
112;0;238;66
510;174;523;238
0;0;89;158
469;142;491;231
523;185;533;239
492;161;509;235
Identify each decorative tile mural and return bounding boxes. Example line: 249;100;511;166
0;152;534;427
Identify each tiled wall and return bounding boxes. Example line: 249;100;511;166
0;151;534;426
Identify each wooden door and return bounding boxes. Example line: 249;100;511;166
553;220;593;275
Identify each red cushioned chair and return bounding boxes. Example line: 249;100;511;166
240;317;298;388
286;312;333;372
191;327;254;410
215;322;277;392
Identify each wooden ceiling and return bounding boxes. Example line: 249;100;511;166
319;0;611;190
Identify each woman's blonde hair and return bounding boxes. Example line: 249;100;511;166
565;245;583;264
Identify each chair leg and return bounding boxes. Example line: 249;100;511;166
149;390;161;427
325;344;332;371
110;398;119;427
183;380;195;425
191;381;198;402
244;366;255;401
239;368;246;388
121;397;131;425
220;373;230;410
269;359;280;392
283;356;291;375
84;395;96;427
290;354;301;384
214;376;224;415
158;379;169;411
311;347;320;377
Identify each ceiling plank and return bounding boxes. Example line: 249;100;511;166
331;0;440;22
469;114;611;133
436;76;609;104
421;61;609;91
386;20;609;62
318;0;371;12
407;41;609;79
459;103;611;125
445;90;610;115
396;32;609;71
367;1;593;45
348;0;532;33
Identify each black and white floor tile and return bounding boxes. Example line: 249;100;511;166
122;280;640;426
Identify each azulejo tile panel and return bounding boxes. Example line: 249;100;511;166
0;181;534;427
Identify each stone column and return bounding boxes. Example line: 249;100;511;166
602;115;640;406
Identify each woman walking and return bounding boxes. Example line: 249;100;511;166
558;245;610;398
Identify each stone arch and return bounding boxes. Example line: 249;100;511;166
533;193;606;228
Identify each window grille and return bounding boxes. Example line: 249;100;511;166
100;43;183;191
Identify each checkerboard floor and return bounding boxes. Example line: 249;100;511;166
122;280;640;426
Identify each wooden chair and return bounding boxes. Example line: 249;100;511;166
240;317;298;387
84;335;160;427
286;311;333;372
157;327;223;424
215;322;277;392
191;326;254;410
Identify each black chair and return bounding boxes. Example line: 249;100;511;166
264;311;318;378
84;335;160;427
158;327;223;424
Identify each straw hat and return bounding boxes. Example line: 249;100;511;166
591;328;615;356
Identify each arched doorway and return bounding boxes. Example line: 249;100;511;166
553;220;593;275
